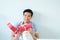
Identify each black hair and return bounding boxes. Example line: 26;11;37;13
23;9;33;17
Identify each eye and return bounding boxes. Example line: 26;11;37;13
24;15;27;17
28;15;31;17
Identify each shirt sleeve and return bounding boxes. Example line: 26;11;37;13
32;22;38;33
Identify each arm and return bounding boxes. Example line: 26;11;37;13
11;32;20;40
28;28;39;40
11;32;16;40
35;33;39;38
31;34;39;40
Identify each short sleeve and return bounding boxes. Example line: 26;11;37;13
31;22;38;33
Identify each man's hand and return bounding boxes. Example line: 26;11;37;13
28;28;35;35
28;28;39;40
11;32;21;40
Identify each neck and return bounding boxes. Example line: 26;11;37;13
23;21;30;24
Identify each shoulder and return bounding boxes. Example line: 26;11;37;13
30;21;38;33
30;21;38;29
30;21;37;27
30;21;35;25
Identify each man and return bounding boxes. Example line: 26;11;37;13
11;9;39;40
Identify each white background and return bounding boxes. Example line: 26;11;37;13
0;0;60;40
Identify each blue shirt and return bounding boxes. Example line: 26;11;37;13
14;21;38;33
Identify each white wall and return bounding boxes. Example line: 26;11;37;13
0;0;60;40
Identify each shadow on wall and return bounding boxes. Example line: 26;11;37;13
31;11;59;39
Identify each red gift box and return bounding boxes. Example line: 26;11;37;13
7;23;32;34
7;23;17;34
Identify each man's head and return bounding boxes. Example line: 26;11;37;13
23;9;33;23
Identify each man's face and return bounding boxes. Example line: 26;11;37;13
23;12;32;23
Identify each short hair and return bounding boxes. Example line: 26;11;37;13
23;9;33;17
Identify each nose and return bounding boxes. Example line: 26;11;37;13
25;16;28;19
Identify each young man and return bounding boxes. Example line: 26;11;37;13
11;9;39;40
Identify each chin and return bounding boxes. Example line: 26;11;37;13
26;21;30;22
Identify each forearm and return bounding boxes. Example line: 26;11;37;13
11;32;21;40
31;34;38;40
28;28;39;40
